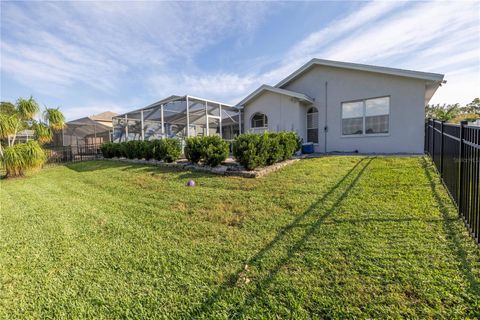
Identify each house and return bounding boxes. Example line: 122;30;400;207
56;111;118;147
237;59;445;153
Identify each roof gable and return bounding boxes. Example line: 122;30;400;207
90;111;118;121
275;58;444;88
237;84;314;106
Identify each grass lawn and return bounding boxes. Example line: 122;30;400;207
1;156;479;319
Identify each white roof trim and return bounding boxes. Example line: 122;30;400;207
237;84;314;106
115;95;236;118
275;58;445;88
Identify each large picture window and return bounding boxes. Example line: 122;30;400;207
342;97;389;136
251;113;268;128
306;107;319;143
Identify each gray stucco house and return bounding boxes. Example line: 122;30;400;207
238;59;445;153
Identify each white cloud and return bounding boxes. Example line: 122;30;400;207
255;1;480;105
0;1;270;97
1;0;478;117
148;73;258;105
62;97;145;121
288;1;406;62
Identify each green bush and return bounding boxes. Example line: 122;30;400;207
101;141;154;159
264;133;284;165
278;132;302;160
185;137;204;164
160;138;181;163
185;136;229;167
233;133;267;170
202;136;229;167
151;140;163;161
151;138;181;163
100;142;116;158
141;141;154;160
124;140;143;159
1;141;46;177
112;143;124;158
233;131;301;170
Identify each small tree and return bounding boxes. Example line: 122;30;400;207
465;98;480;115
425;103;460;121
0;97;65;177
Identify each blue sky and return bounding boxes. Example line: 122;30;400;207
1;1;479;120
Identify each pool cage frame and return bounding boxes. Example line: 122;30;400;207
112;95;242;142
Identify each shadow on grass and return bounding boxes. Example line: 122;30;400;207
185;156;374;318
64;160;221;180
421;157;480;296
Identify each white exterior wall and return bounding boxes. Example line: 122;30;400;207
282;65;427;153
243;91;307;141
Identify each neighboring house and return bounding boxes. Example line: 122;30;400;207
56;111;118;147
237;59;445;153
4;130;35;145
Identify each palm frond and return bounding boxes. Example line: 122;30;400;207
34;123;53;144
0;141;45;177
0;113;25;140
16;96;39;120
0;101;16;115
22;140;46;168
43;108;66;131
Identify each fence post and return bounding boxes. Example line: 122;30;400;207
458;120;467;216
432;120;435;161
425;118;430;154
440;120;445;177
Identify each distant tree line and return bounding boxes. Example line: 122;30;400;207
426;97;479;123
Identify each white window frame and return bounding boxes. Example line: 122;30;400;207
341;96;390;137
250;113;268;130
306;106;319;144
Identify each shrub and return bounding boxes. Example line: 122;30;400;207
202;136;229;167
112;143;124;158
185;137;204;164
233;131;301;170
264;133;284;165
160;138;181;163
278;132;301;160
233;133;267;170
1;141;46;177
185;136;229;167
141;141;154;160
100;142;115;158
151;138;181;163
151;140;163;161
124;140;142;159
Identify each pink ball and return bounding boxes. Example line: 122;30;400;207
186;180;196;187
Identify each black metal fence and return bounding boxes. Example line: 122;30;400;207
44;144;103;164
425;119;480;244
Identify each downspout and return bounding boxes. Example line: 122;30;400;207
324;81;328;153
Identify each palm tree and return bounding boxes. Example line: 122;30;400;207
0;97;66;177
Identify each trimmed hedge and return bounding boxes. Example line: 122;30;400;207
202;136;229;167
158;138;181;163
184;137;204;164
185;135;229;167
232;133;267;170
100;142;115;158
101;139;181;163
233;131;301;170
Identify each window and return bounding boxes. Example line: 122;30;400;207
251;113;268;128
306;107;319;143
342;97;389;136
